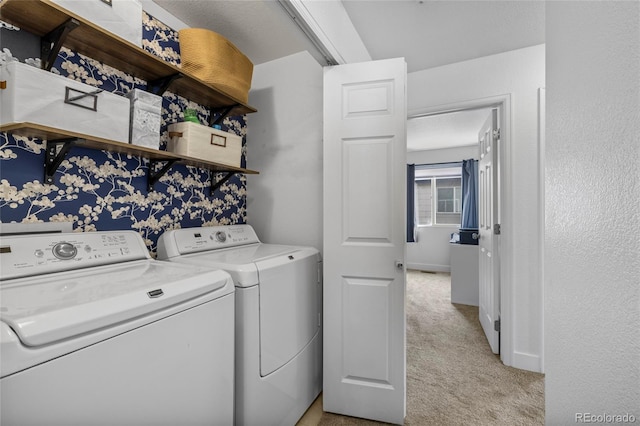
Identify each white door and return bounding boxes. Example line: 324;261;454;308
478;109;500;354
323;58;407;425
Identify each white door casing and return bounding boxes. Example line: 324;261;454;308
478;108;500;354
323;58;407;424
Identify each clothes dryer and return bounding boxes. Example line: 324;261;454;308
0;230;235;426
157;224;322;426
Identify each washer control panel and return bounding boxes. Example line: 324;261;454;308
161;225;260;257
52;242;78;260
0;231;149;280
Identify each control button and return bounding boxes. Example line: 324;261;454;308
215;231;227;243
34;249;44;258
52;242;78;260
84;245;92;253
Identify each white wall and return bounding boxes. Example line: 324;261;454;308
406;145;479;272
545;2;640;422
246;51;323;252
408;44;545;372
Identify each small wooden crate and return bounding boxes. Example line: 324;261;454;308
167;122;242;167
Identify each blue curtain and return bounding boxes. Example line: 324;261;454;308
406;164;417;242
461;159;478;229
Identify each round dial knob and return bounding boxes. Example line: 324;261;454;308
215;231;227;243
52;242;77;260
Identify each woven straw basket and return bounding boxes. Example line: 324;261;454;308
178;28;254;104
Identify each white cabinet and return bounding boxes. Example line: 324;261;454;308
450;243;479;306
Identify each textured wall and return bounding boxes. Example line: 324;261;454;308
0;12;247;254
545;1;640;422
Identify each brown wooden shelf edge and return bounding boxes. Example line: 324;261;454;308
0;0;257;115
1;123;259;177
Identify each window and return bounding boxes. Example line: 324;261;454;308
414;166;462;226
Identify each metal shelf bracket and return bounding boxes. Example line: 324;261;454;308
44;138;78;184
209;104;240;127
147;160;177;192
41;18;80;71
148;73;183;96
211;172;235;195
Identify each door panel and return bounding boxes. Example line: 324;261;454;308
342;80;394;117
478;109;500;354
323;58;406;425
343;276;392;384
343;137;393;243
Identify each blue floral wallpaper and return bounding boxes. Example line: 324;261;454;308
0;12;248;254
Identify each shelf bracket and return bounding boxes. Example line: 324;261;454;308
209;104;240;127
147;73;183;96
211;172;235;195
41;18;80;71
147;160;177;192
44;138;78;185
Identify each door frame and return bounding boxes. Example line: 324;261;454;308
408;94;513;365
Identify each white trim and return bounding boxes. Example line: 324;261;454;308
538;87;546;373
513;351;542;372
277;0;371;65
497;95;513;368
408;94;515;367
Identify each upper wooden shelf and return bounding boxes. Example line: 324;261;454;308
0;0;256;116
1;122;259;175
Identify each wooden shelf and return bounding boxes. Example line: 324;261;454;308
0;0;257;116
1;123;259;175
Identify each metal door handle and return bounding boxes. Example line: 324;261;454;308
395;261;404;271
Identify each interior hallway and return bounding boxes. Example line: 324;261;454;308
298;270;544;425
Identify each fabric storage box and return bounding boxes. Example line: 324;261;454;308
178;28;253;104
50;0;143;47
0;61;130;143
126;88;162;149
167;122;242;167
459;229;479;245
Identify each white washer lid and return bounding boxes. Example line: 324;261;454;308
171;243;302;287
0;260;232;347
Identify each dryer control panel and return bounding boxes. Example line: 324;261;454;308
0;231;150;280
157;225;261;258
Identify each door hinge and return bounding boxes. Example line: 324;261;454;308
494;318;501;332
493;128;501;141
494;224;501;235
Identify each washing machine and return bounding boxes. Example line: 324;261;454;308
0;230;235;426
157;224;322;426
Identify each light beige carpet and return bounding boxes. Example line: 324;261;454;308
318;270;544;426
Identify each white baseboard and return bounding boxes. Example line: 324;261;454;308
406;263;450;273
512;351;543;373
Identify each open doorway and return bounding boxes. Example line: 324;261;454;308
406;100;506;359
406;107;492;272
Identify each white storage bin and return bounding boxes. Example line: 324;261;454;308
167;122;242;168
126;89;162;149
0;61;130;143
51;0;143;47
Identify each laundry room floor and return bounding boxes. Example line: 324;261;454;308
298;270;544;426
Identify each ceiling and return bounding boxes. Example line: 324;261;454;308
151;0;545;151
151;0;544;73
407;108;493;151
